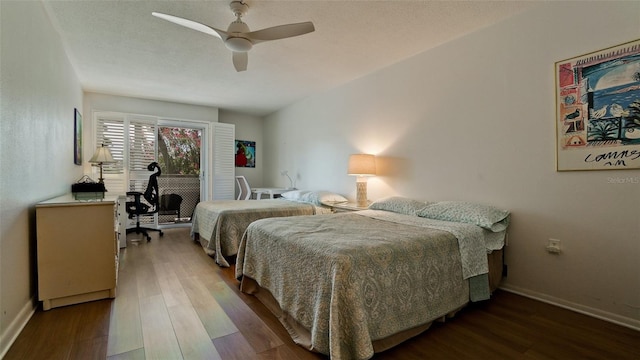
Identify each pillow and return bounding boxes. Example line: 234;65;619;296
300;191;348;205
280;190;310;201
369;196;433;216
416;201;510;232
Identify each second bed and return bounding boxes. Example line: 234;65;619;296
191;190;343;266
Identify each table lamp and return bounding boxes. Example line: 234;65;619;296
281;170;296;189
89;144;115;184
347;154;376;207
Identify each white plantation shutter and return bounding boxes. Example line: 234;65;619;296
127;116;158;228
95;113;126;194
95;113;158;195
212;122;235;200
128;116;157;185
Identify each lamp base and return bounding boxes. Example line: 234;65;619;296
356;182;368;207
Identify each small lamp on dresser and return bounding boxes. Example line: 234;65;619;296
347;154;376;207
89;144;115;184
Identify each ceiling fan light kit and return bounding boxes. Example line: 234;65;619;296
226;37;253;52
152;1;315;72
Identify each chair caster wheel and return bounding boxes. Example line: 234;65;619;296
159;231;164;237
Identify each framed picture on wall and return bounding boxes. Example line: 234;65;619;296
555;39;640;171
235;140;255;168
74;108;82;165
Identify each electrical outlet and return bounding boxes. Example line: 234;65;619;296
546;238;561;254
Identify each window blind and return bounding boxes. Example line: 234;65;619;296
95;113;126;194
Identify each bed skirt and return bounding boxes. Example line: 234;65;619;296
240;248;504;356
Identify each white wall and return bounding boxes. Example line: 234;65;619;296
219;110;265;197
263;1;640;329
0;1;83;355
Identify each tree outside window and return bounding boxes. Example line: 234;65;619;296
158;127;201;175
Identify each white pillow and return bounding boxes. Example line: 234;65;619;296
416;201;510;232
280;190;310;201
300;191;348;205
369;196;433;216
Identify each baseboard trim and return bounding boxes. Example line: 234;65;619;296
500;285;640;331
0;297;36;359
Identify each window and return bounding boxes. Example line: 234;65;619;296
94;112;157;195
93;111;235;224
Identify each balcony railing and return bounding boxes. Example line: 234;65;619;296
157;175;200;224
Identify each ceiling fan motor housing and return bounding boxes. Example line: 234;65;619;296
225;19;252;52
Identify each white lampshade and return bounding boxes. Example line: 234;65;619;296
347;154;376;176
89;145;115;164
89;145;115;184
348;154;376;207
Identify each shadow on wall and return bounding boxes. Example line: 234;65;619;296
375;156;411;178
367;156;413;199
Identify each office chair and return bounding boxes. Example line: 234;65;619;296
126;162;164;241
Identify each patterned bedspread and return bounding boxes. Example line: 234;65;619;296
191;199;321;266
236;210;495;360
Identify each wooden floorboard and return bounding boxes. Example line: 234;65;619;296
4;227;639;359
107;243;144;357
212;331;260;360
138;294;183;359
180;276;239;340
206;278;285;354
166;303;221;360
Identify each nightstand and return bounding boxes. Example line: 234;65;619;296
325;201;371;213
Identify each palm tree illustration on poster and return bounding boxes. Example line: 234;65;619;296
555;39;640;171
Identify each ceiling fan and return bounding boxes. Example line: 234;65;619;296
152;1;315;72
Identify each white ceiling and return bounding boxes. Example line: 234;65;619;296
43;0;540;116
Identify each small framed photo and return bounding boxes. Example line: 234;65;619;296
235;140;255;168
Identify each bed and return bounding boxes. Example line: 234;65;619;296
191;190;343;267
235;197;510;360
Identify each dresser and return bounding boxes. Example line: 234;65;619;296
36;194;124;310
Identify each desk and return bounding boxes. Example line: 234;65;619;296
252;187;290;199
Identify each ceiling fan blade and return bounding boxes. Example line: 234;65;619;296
246;22;315;43
152;12;227;40
232;52;248;72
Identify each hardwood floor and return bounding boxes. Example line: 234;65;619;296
5;228;639;359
